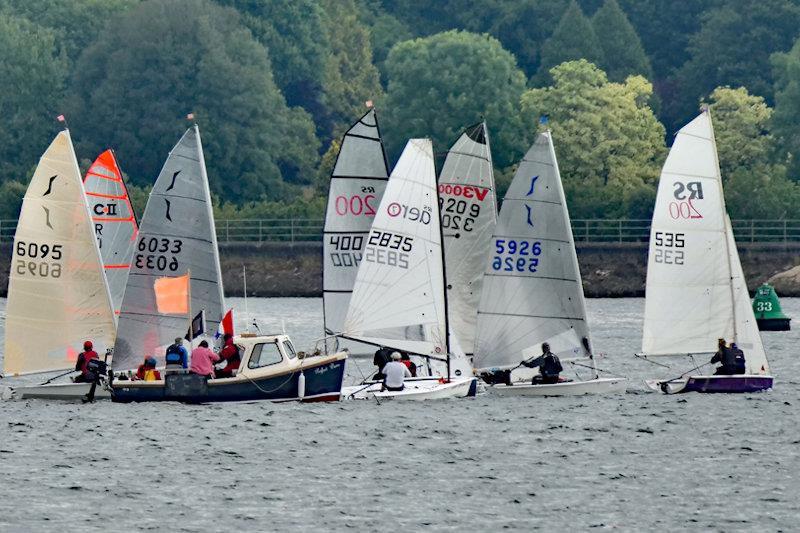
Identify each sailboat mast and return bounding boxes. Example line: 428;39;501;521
436;143;452;380
705;106;738;341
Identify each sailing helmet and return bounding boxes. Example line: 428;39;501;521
83;341;93;350
145;356;157;367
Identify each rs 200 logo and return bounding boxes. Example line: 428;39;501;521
669;181;703;219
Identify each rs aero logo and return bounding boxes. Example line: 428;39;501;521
669;181;703;219
387;202;432;224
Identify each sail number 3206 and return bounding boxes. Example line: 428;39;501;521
14;240;63;278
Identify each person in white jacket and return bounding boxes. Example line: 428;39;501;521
381;351;411;391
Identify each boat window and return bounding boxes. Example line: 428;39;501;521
247;342;282;369
282;340;297;359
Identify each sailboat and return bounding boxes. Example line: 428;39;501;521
3;130;116;400
473;130;626;396
322;108;389;352
110;124;346;402
639;109;772;394
339;139;478;400
439;122;497;357
83;149;139;317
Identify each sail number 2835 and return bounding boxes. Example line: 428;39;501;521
364;230;412;269
14;240;63;278
134;237;183;272
653;231;685;265
492;239;542;273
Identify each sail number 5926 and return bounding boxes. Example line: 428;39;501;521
492;239;542;272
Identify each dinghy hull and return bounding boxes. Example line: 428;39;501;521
756;318;790;331
111;356;346;403
488;377;627;396
342;376;478;400
12;382;111;401
647;374;773;394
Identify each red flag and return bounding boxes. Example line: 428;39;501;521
56;114;65;122
222;309;234;336
365;100;374;108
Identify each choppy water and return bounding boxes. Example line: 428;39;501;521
1;297;798;531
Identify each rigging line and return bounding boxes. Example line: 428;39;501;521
633;353;672;368
569;361;626;379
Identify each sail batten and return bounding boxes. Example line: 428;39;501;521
474;131;590;371
4;131;116;376
322;109;389;336
112;126;224;371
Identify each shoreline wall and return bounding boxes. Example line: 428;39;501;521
1;242;799;298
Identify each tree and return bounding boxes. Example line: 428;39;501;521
356;0;414;83
521;60;666;218
0;13;68;184
772;37;800;181
591;0;651;82
383;30;528;169
319;0;384;140
707;87;800;218
215;0;328;117
68;0;319;203
668;0;800;133
534;1;604;85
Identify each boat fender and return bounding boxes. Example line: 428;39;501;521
298;371;306;400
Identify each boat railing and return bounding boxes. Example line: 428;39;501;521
2;218;800;244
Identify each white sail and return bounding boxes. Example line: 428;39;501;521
83;149;138;316
474;131;591;371
641;110;769;374
112;125;224;371
323;109;389;335
343;139;448;359
4;130;116;376
440;122;497;355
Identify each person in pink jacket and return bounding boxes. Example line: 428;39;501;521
190;340;220;378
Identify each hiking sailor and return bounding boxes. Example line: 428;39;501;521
381;351;411;392
521;343;563;385
710;338;738;375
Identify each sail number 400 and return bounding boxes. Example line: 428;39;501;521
14;240;63;278
135;237;183;272
492;239;542;273
653;231;685;265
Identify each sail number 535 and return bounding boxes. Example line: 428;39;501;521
654;231;685;265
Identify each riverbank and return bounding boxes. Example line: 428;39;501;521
1;242;799;297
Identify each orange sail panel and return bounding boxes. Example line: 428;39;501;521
83;149;138;317
154;274;190;315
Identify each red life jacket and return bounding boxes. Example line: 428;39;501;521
80;350;99;374
219;340;240;371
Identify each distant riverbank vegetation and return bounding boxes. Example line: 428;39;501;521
3;0;800;221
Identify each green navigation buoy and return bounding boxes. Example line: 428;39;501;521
752;283;791;331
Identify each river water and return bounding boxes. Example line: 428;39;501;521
1;297;798;531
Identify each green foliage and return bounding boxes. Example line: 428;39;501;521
521;60;666;218
0;13;68;184
319;0;384;140
772;37;800;181
215;0;328;116
356;0;413;83
68;0;319;203
668;0;800;133
383;30;528;168
591;0;651;82
534;1;604;85
0;180;27;220
214;196;326;220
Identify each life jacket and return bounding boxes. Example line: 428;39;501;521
220;341;241;371
80;350;99;375
143;369;160;381
541;354;563;377
165;344;185;365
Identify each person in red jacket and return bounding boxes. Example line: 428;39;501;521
73;341;99;383
135;356;162;381
215;334;240;379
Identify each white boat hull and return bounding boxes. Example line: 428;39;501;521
12;382;111;400
342;376;477;400
487;377;627;396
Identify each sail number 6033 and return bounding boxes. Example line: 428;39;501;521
135;237;183;272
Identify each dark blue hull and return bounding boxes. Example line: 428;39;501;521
111;358;345;403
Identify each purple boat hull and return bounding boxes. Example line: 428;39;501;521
682;375;773;393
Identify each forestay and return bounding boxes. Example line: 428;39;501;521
640;111;768;373
4;130;116;376
439;122;497;355
474;131;591;371
343;139;448;358
323;109;389;335
83;149;138;316
113;126;224;371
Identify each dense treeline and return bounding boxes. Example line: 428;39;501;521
2;0;800;220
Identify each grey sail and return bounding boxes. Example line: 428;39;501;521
322;109;389;335
112;125;224;371
474;131;591;371
439;122;497;355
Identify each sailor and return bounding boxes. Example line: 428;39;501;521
190;340;220;379
372;347;393;380
730;342;746;375
164;337;188;370
400;352;417;377
381;351;411;392
710;338;737;375
521;343;563;385
73;341;99;383
135;356;162;381
215;334;241;379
